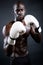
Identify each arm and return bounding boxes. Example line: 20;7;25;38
24;15;42;43
4;21;26;56
3;37;13;56
30;25;42;43
2;21;14;56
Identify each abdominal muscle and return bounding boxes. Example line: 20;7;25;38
12;35;29;57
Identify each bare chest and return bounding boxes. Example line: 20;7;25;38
14;35;27;55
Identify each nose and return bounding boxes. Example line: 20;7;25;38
18;10;22;15
18;11;21;15
18;11;21;14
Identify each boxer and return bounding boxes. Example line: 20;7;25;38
2;1;42;65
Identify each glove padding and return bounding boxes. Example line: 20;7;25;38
24;15;42;33
7;21;26;45
24;15;39;28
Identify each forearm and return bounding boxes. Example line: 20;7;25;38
30;26;42;43
5;45;13;56
31;31;41;43
3;37;14;56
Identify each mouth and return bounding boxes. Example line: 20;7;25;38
18;15;23;18
17;15;24;21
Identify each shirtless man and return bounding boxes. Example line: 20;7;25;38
2;1;42;65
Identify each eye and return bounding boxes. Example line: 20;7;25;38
16;9;20;12
16;9;23;12
21;9;23;11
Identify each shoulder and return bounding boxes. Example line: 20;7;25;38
2;20;15;37
6;20;15;26
6;20;15;31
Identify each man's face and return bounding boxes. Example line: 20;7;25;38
14;4;26;20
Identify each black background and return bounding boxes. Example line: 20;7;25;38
0;0;43;65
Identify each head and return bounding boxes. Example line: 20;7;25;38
13;1;26;21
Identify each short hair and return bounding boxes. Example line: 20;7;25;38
15;1;25;7
13;1;25;10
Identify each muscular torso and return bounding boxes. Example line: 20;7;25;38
15;33;28;56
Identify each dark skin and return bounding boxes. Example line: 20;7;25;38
30;24;41;43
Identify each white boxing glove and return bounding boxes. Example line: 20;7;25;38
7;21;26;45
3;37;9;49
9;21;26;39
24;15;42;33
24;15;39;28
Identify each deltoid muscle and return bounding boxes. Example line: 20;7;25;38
6;21;14;36
2;21;14;37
